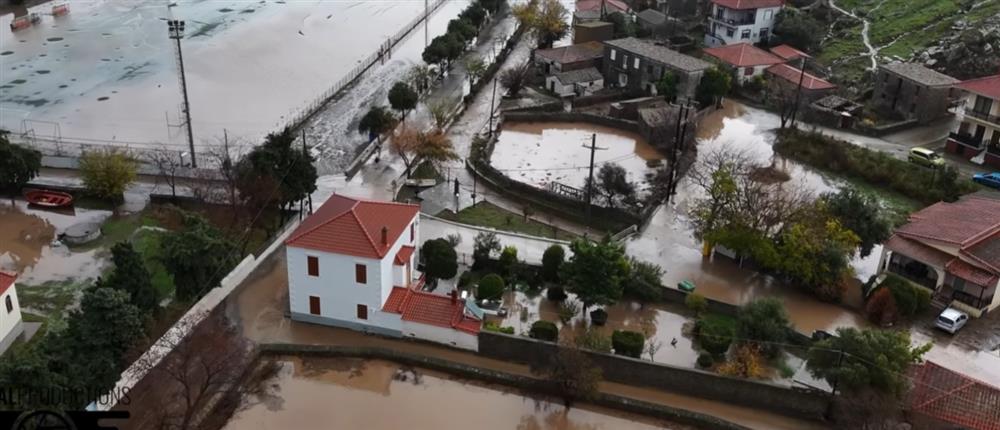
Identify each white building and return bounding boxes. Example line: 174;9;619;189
546;67;604;97
0;271;24;355
284;194;482;350
704;0;784;47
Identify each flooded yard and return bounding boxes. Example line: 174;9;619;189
491;121;663;191
225;357;687;430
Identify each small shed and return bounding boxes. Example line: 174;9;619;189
546;67;605;97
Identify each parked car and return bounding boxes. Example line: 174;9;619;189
936;308;969;334
908;147;945;168
973;172;1000;189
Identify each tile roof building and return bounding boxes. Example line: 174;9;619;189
946;74;1000;168
534;41;605;74
765;63;836;90
872;62;961;123
768;44;810;61
877;195;1000;317
703;42;784;83
908;361;1000;430
602;37;712;99
285;194;481;350
0;271;24;356
705;0;784;47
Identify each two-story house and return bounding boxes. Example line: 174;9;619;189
285;194;482;350
702;42;785;84
602;37;712;99
0;271;24;356
871;62;959;123
945;74;1000;167
877;195;1000;317
704;0;784;47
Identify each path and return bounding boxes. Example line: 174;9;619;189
827;0;886;71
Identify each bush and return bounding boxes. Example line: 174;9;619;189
476;273;505;301
698;314;735;356
557;301;578;323
575;328;612;353
612;330;644;358
542;244;565;283
457;271;479;288
736;298;790;358
717;344;767;379
865;287;899;326
881;274;930;317
499;246;519;276
484;321;515;334
529;320;558;341
421;238;458;280
685;293;708;315
697;352;714;368
589;308;608;326
623;258;664;302
79;149;137;202
546;286;567;302
914;286;931;313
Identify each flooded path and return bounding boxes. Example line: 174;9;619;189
226;357;687;430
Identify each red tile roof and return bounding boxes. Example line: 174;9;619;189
576;0;629;13
711;0;784;9
285;194;419;259
534;41;605;66
769;44;810;61
956;74;1000;100
896;196;1000;246
909;361;1000;430
394;245;415;266
0;271;16;296
946;258;998;286
766;63;836;90
884;235;953;268
383;285;481;335
703;43;785;67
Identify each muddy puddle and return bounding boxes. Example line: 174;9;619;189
0;200;111;286
491;121;663;190
225;357;686;430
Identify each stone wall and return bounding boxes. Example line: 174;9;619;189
478;332;831;420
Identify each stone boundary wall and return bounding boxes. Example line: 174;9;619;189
477;331;831;420
258;343;752;430
502;111;642;134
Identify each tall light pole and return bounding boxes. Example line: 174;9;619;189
168;19;197;168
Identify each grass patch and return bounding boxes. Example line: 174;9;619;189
17;279;88;317
132;228;174;298
74;210;160;251
411;161;443;181
437;201;578;240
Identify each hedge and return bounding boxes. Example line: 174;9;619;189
697;314;735;356
612;330;645;358
529;320;558;342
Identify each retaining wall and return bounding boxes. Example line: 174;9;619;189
477;331;831;420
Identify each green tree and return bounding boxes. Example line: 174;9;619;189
421;238;458;281
79;149;137;202
103;242;159;314
513;0;569;48
736;298;791;358
589;163;637;209
464;56;487;86
0;134;42;201
448;18;478;42
623;257;664;302
656;71;678;102
236;127;318;222
476;273;505;300
773;9;821;52
478;0;503;13
773;218;860;301
534;347;603;407
807;327;931;397
358;105;398;145
529;320;559;341
498;246;518;277
422;35;451;68
460;3;487;27
821;187;891;258
562;237;630;315
473;231;501;270
499;62;531;97
388;82;419;121
541;244;565;283
695;66;732;108
0;344;65;409
161;213;237;302
612;330;645;358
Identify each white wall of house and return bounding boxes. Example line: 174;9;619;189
0;284;24;355
401;319;479;351
734;65;770;84
705;4;781;46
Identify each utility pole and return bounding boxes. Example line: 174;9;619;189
425;0;429;48
582;133;607;227
790;56;807;128
472;173;478;206
489;78;498;136
168;19;196;168
665;102;690;204
302;129;313;214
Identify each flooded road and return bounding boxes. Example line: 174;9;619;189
491;121;663;190
225;357;687;430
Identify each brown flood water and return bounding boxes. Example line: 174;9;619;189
225;357;688;430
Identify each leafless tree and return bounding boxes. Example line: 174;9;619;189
766;78;802;129
645;338;663;361
147;146;186;200
499;62;531;97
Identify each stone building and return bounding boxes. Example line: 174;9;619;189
872;62;959;123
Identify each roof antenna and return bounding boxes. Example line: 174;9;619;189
381;226;388;246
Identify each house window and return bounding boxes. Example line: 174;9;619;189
5;295;11;313
633;58;640;69
741;29;751;39
759;28;769;40
764;10;773;20
726;28;734;38
973;95;993;115
914;86;920;96
610;49;616;61
357;304;368;320
307;256;319;277
309;296;320;315
410;223;414;242
647;65;654;75
744;67;754;76
355;264;367;284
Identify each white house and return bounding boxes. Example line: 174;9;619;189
0;271;24;355
284;194;482;350
702;42;785;84
704;0;784;47
546;67;604;97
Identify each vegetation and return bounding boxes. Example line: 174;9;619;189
622;258;664;302
737;298;791;358
562;237;630;316
718;344;767;379
498;245;519;277
161;213;238;302
655;72;678;103
484;321;515;334
685;293;708;315
79;149;138;202
821;187;892;258
546;286;568;301
557;301;579;323
476;273;506;301
358;105;398;145
421;238;458;282
866;274;931;324
388;81;419;121
865;287;899;326
773;9;822;52
100;242;159;314
574;328;612;353
534;347;603;407
697;313;735;356
236;127;317;227
587;163;638;210
807;327;931;398
0;134;42;201
612;330;645;358
438;201;575;239
542;244;565;283
512;0;569;48
529;320;559;341
463;56;487;86
391;127;459;178
697;352;714;368
499;62;531;97
695;67;732;108
422;0;497;70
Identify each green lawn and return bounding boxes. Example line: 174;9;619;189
132;228;175;299
17;279;87;317
437;201;578;240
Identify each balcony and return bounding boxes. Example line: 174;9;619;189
952;290;990;310
888;261;938;290
710;15;755;27
949;132;983;148
966;109;1000;125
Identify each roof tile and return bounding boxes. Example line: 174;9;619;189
703;43;785;67
956;74;1000;100
766;63;836;90
0;271;16;296
711;0;784;9
285;194;419;259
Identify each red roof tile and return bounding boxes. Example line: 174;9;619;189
535;42;604;66
382;284;481;335
885;235;954;268
711;0;784;9
285;194;419;259
394;245;416;266
576;0;629;13
766;63;836;90
703;43;785;67
769;44;810;61
896;196;1000;246
946;258;999;287
0;271;16;296
957;74;1000;100
909;361;1000;430
383;287;410;313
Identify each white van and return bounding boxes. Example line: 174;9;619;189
936;308;969;334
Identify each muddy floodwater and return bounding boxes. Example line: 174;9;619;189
225;357;687;430
491;121;664;190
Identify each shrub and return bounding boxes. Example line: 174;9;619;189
697;352;714;368
685;293;708;315
865;286;899;326
612;330;644;358
529;320;558;341
80;149;137;201
698;314;735;356
546;286;567;302
542;244;565;283
484;321;515;334
476;273;505;301
557;301;579;323
914;286;931;313
736;298;790;358
499;246;519;276
457;271;479;288
589;308;608;326
574;328;612;353
421;238;458;280
623;258;664;302
717;344;767;379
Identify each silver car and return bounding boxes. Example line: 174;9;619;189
936;308;969;334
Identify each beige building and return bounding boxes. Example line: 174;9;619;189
945;74;1000;168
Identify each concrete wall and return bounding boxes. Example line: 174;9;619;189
400;320;479;351
0;283;23;356
478;331;830;420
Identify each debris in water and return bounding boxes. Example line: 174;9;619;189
97;96;109;101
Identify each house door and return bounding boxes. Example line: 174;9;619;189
618;72;628;87
974;124;987;142
309;296;321;315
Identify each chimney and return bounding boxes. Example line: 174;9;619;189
450;289;458;304
381;226;388;246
